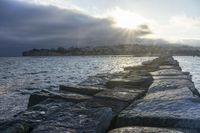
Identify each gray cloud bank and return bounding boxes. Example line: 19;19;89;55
0;0;151;56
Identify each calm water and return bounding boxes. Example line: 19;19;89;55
0;56;199;120
0;56;154;119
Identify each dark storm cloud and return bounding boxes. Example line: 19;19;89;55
0;0;151;56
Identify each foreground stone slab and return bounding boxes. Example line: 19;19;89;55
0;120;31;133
95;88;146;103
31;103;113;133
116;87;200;129
28;89;91;107
0;99;75;133
59;85;105;96
18;99;75;126
108;127;187;133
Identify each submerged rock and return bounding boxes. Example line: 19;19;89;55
28;89;91;107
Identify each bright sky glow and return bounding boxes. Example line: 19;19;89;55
16;0;200;43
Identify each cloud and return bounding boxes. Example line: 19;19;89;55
0;0;152;56
170;15;200;28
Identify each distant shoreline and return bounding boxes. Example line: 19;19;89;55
22;44;200;57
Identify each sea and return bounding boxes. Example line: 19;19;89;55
0;56;199;119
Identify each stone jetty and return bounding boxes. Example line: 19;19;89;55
1;56;200;133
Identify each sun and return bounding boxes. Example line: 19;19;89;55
110;8;147;29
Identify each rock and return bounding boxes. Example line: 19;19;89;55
106;76;152;89
82;98;128;116
31;104;113;133
116;87;200;129
17;99;75;126
124;65;158;72
94;88;146;103
142;57;179;67
151;69;183;76
0;119;31;133
153;75;192;80
59;85;105;96
159;65;182;70
148;79;195;93
108;127;186;133
28;89;91;107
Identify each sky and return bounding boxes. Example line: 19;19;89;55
0;0;200;56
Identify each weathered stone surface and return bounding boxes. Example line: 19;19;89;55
0;119;31;133
18;99;75;126
153;75;192;80
82;98;128;116
106;76;152;89
28;89;91;107
116;87;200;129
151;69;183;76
59;85;105;96
148;79;195;93
31;104;113;133
95;88;146;103
142;56;179;66
108;127;186;133
124;65;158;72
0;99;75;133
159;65;182;70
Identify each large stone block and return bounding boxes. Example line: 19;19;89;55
108;127;191;133
28;89;91;107
82;98;128;116
31;104;113;133
0;119;31;133
148;79;195;93
0;99;75;133
95;88;146;103
116;87;200;129
59;85;105;96
151;69;183;76
106;76;152;89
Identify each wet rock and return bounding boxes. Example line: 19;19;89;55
59;85;105;96
0;119;31;133
95;88;146;103
124;65;158;72
153;75;192;80
142;56;179;66
31;104;113;133
151;69;183;76
116;87;200;129
82;98;128;116
148;79;195;93
159;65;182;70
18;99;75;126
108;127;186;133
28;89;91;107
106;76;152;89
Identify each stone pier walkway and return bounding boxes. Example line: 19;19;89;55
1;56;200;133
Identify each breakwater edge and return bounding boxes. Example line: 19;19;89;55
1;56;200;133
